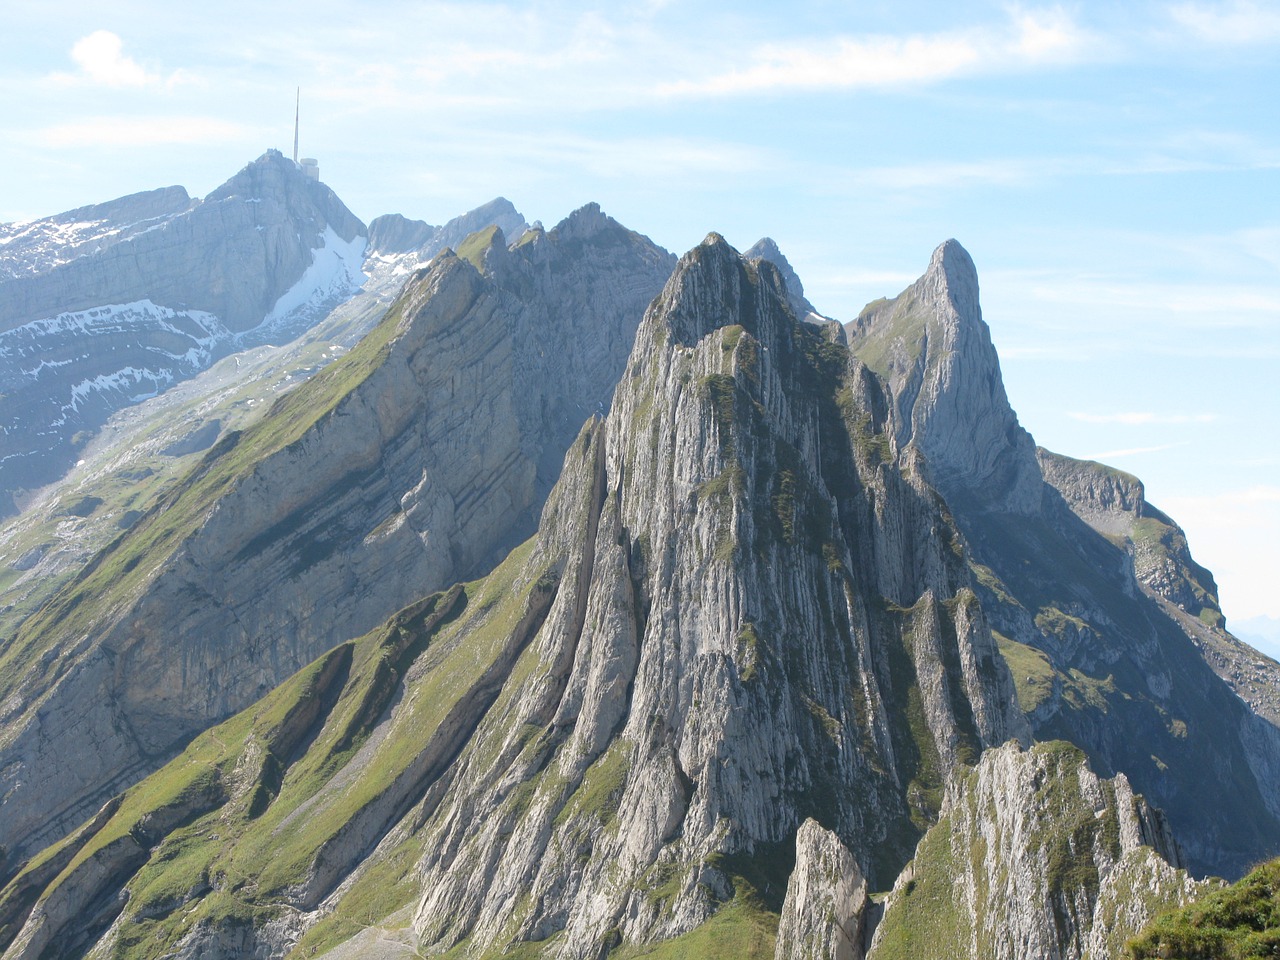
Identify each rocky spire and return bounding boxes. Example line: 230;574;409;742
744;236;824;323
847;239;1042;515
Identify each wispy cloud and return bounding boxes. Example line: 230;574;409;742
1170;0;1280;44
661;7;1094;97
1083;442;1190;460
1068;411;1218;425
32;116;254;148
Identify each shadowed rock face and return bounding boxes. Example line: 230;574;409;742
0;150;369;516
0;205;673;874
744;236;824;323
849;241;1280;879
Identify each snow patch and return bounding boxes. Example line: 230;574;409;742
239;227;367;342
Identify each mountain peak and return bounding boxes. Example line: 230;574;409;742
745;235;822;322
847;239;1041;514
925;238;980;320
657;232;787;347
551;201;615;241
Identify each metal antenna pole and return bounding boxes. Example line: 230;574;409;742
293;88;300;164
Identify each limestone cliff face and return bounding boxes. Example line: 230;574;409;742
846;239;1042;516
0;150;368;515
775;820;868;960
850;243;1280;878
406;233;1024;957
867;742;1214;960
0;206;673;875
2;230;1276;960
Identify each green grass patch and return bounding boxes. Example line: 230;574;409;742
994;632;1056;714
611;891;778;960
848;293;927;381
556;740;633;827
457;225;501;271
1126;857;1280;959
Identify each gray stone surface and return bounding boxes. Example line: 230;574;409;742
867;741;1214;960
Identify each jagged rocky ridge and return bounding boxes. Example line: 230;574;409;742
0;206;673;877
845;241;1280;878
866;741;1214;960
0;188;531;644
0;226;1276;959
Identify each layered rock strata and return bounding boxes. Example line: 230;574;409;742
0;151;367;515
0;206;672;875
848;241;1280;877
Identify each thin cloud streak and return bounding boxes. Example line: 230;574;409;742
1169;0;1280;44
660;8;1095;97
1068;411;1217;425
1083;442;1190;460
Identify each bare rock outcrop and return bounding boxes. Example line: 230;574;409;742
406;233;1024;958
867;741;1214;960
0;150;368;515
846;239;1042;515
776;820;867;960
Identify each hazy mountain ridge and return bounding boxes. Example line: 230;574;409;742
843;241;1280;877
0;151;368;516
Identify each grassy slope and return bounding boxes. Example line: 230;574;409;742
0;531;545;959
1126;858;1280;959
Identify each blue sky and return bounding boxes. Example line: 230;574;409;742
1;0;1277;621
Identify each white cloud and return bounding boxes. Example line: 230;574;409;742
53;31;197;89
70;31;153;87
1068;411;1218;425
33;116;253;148
661;7;1093;97
1170;0;1280;44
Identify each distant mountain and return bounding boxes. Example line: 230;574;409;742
1235;614;1280;662
0;202;1277;960
0;152;540;523
0;150;367;516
